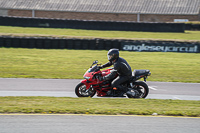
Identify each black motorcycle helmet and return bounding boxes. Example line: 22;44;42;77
107;48;119;62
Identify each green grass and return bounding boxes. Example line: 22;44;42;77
0;97;199;117
0;48;200;83
185;21;200;24
0;26;200;41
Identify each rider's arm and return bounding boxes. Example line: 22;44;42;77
103;69;117;81
103;63;120;80
101;61;112;69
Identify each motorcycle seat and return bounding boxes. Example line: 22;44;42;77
132;69;150;77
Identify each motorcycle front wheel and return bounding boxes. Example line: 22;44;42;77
75;82;96;97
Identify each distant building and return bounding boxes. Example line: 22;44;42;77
0;0;199;22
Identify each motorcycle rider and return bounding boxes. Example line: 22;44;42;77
99;48;133;97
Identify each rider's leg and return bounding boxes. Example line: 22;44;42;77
111;76;129;93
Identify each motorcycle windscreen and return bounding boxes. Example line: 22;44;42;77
83;65;98;78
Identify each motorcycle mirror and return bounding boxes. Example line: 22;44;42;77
90;60;98;68
93;60;98;64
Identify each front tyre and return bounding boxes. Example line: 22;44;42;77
75;82;96;97
127;81;149;98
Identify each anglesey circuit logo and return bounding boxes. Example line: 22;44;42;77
122;43;198;53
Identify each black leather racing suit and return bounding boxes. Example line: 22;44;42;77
101;57;132;93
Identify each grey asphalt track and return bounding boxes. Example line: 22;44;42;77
0;78;200;100
0;114;200;133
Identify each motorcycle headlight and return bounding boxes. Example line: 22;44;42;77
84;76;90;80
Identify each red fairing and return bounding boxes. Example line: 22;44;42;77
83;67;112;78
80;68;113;96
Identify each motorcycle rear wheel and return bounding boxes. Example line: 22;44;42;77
127;81;149;98
75;82;96;97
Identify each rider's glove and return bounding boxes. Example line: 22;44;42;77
98;66;103;69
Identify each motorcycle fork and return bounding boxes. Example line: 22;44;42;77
81;79;92;90
85;85;93;93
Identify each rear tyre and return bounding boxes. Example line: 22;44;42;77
75;82;96;97
127;81;149;98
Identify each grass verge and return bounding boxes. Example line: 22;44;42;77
0;26;200;41
1;48;200;83
0;97;199;117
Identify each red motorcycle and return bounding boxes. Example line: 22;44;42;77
75;60;151;98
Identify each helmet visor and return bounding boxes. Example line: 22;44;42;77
107;54;113;61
